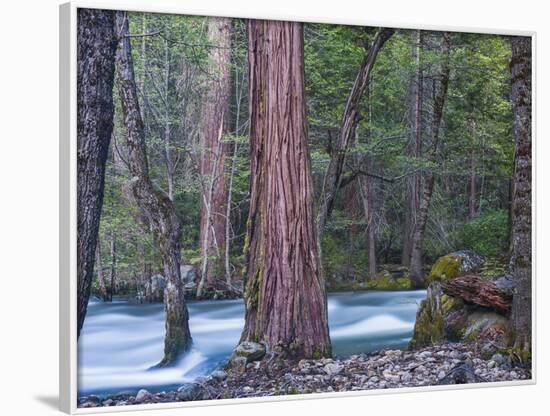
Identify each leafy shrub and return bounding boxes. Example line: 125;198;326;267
459;210;509;258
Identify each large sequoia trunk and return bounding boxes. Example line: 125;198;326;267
197;17;233;298
509;36;532;352
240;20;331;359
316;28;394;239
409;32;451;288
76;9;117;338
115;11;191;366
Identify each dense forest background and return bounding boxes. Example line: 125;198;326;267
93;13;514;297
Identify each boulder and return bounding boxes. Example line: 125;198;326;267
366;270;412;290
323;363;343;376
231;341;267;363
411;267;511;349
427;250;484;285
177;383;203;401
134;389;152;403
180;265;196;284
211;370;227;381
145;274;166;302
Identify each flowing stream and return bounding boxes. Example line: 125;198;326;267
78;290;426;396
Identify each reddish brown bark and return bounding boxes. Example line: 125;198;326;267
197;17;233;296
241;20;331;358
76;8;117;338
509;36;532;352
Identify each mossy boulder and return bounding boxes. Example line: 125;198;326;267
366;270;412;290
427;250;484;285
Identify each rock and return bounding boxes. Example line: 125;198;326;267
438;362;484;385
102;399;114;406
437;370;446;379
401;372;412;382
134;389;152;403
145;274;166;302
491;353;506;365
494;275;515;297
324;363;343;376
177;383;203;401
211;370;227;381
462;311;509;342
427;250;484;285
242;386;254;393
180;265;195;284
86;395;101;403
366;270;412;290
228;356;247;374
232;341;266;363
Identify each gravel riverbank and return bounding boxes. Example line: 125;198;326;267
78;341;531;408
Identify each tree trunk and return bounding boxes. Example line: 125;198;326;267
241;20;331;359
468;121;477;219
402;30;423;267
359;175;377;279
76;9;117;338
224;66;246;287
115;11;191;366
95;239;108;301
469;148;477;218
163;38;175;201
197;17;232;297
409;33;451;288
109;231;117;301
442;275;511;316
316;28;394;239
509;36;532;353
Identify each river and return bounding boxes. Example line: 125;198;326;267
78;290;426;396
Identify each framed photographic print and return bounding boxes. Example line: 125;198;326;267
59;1;535;413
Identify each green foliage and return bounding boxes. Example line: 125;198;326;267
98;15;516;294
459;210;509;258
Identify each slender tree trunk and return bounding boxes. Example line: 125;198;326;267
359;175;377;279
402;30;423;267
76;9;117;338
409;32;451;288
509;36;532;353
163;38;174;201
316;28;394;240
115;11;191;366
468;119;477;218
197;17;232;296
95;239;108;301
224;67;246;287
109;231;117;301
469;148;477;218
241;20;331;358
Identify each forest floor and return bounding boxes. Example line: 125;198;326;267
78;340;531;408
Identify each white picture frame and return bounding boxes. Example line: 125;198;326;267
59;1;537;414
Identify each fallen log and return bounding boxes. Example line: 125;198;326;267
441;275;512;316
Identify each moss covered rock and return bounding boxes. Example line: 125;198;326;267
427;250;484;285
366;270;412;290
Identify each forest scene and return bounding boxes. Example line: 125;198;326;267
76;8;532;408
